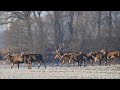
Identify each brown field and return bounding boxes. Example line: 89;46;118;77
0;61;120;79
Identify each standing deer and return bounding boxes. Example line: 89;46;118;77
3;48;26;69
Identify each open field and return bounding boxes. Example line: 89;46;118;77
0;62;120;79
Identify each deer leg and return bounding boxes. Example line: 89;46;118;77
30;61;32;69
84;60;87;67
76;60;79;66
104;57;108;66
68;60;70;67
61;60;65;67
28;61;32;69
104;60;107;66
92;59;95;66
83;60;86;67
80;60;83;66
37;60;46;69
11;63;14;69
18;63;19;69
73;60;79;66
37;61;41;69
99;60;102;65
28;63;30;69
42;60;46;69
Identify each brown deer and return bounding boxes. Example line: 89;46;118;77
84;52;95;66
89;51;106;65
72;52;87;67
54;43;75;66
100;49;120;65
3;48;26;69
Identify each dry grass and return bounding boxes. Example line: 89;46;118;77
0;61;120;79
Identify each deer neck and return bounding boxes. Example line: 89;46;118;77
57;54;63;60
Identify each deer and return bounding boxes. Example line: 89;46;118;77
100;49;120;65
89;51;105;65
25;53;46;69
54;43;86;67
84;52;95;66
3;48;26;69
72;52;87;67
54;43;75;67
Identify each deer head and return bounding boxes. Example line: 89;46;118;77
100;48;106;54
3;48;11;60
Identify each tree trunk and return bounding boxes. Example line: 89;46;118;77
109;11;112;38
98;11;101;38
24;11;33;53
54;11;63;47
68;11;74;42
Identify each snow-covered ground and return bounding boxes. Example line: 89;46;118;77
0;62;120;79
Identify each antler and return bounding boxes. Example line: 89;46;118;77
7;48;11;53
53;43;64;54
21;50;25;55
58;43;64;51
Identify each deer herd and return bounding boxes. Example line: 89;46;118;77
54;43;120;67
1;44;120;69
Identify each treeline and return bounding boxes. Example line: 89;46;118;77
0;11;120;55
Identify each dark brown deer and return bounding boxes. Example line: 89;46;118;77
84;52;95;66
25;54;46;69
72;52;87;67
3;48;26;69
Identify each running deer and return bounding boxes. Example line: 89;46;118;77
84;52;95;66
54;44;86;67
100;49;120;65
90;51;104;65
54;43;75;66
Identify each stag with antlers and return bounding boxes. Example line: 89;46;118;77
54;43;75;66
3;48;26;69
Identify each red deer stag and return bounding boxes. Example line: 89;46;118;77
54;43;75;66
3;48;26;69
54;44;85;67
